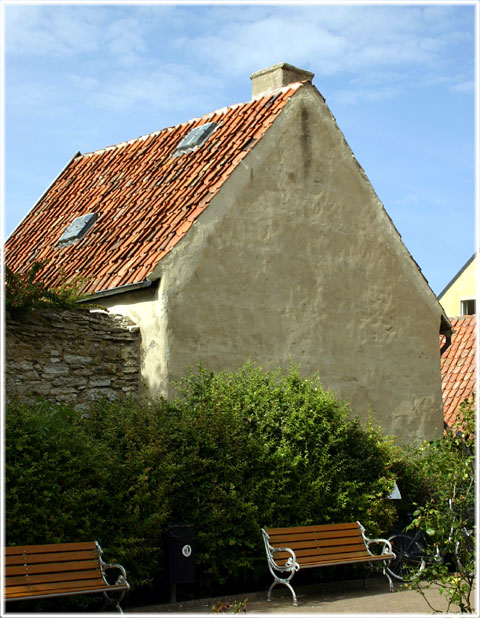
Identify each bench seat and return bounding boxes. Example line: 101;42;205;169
262;522;395;605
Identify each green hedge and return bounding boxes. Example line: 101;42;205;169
5;364;398;605
5;397;176;610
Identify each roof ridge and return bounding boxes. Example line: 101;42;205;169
80;82;305;159
250;80;305;101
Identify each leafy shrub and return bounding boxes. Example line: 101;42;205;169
5;260;91;318
167;364;397;590
405;396;475;613
391;394;476;524
5;364;399;605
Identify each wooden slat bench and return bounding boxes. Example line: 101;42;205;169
5;541;130;613
261;522;395;605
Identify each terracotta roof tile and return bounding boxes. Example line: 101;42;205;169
441;315;476;428
5;81;304;295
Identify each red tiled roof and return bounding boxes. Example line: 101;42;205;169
5;83;305;296
441;315;476;428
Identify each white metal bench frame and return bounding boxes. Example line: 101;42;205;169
261;521;395;606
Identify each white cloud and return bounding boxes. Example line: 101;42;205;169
6;6;102;56
332;85;402;106
5;79;70;120
5;3;474;121
5;5;148;64
450;80;475;93
68;66;222;116
104;18;147;66
393;189;448;209
184;13;347;76
175;4;473;104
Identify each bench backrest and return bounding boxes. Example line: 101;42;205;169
5;541;106;600
264;522;371;567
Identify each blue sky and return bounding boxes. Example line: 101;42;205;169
3;1;476;296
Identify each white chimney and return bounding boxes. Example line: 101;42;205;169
250;63;314;99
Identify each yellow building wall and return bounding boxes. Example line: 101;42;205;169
439;256;476;317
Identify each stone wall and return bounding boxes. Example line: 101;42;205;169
5;309;141;408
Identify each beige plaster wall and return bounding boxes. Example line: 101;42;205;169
148;84;444;444
98;283;169;396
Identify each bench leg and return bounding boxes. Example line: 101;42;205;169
365;561;395;593
364;563;374;589
267;577;298;606
102;590;126;614
383;563;394;592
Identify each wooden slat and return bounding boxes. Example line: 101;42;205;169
274;542;368;560
7;578;116;595
5;550;97;566
300;553;394;568
6;569;103;587
5;582;128;600
265;522;359;535
274;548;369;565
5;581;114;598
269;536;364;551
274;550;394;568
5;542;96;555
268;529;362;542
299;549;370;563
5;559;100;576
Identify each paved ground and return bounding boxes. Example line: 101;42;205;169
128;576;472;614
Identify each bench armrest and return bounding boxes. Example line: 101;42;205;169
102;562;130;588
357;521;393;557
366;538;394;556
270;546;300;572
261;529;299;573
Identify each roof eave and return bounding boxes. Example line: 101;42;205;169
78;279;156;302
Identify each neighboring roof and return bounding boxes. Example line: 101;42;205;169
441;315;476;428
437;253;476;300
5;82;305;297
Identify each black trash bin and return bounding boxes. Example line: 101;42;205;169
165;524;195;602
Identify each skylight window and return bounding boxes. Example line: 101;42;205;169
57;212;98;246
175;122;217;155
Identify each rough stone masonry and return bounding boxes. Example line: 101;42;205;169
5;309;141;408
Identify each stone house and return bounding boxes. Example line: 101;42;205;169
5;63;451;442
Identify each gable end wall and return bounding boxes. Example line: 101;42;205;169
150;85;443;444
